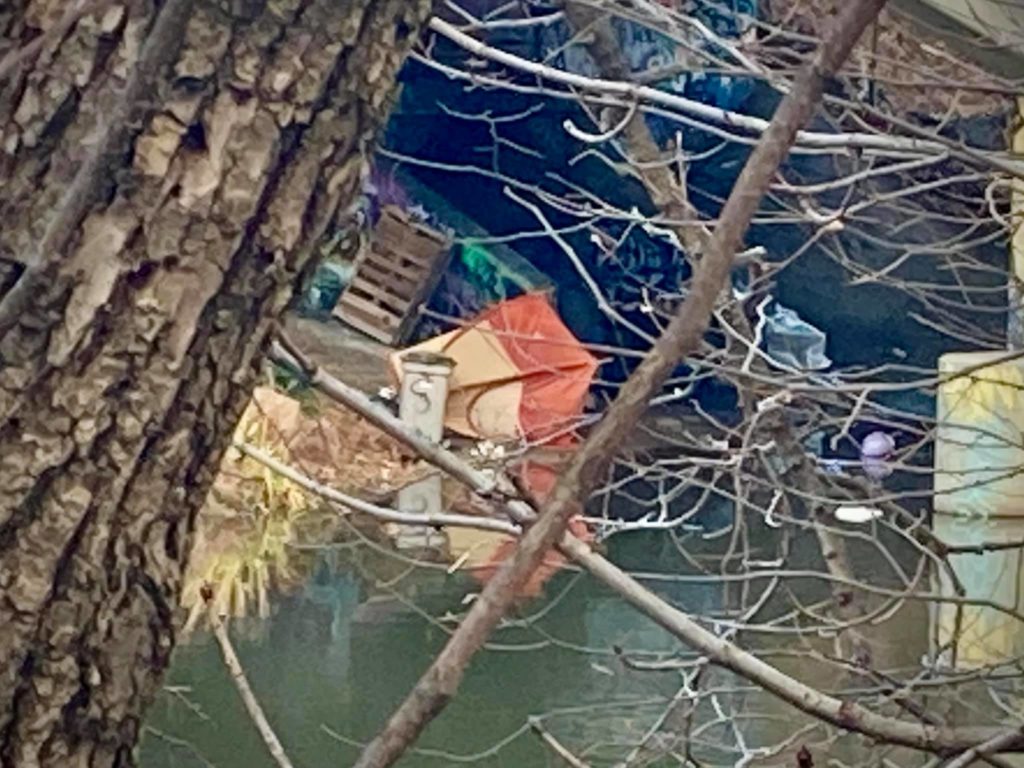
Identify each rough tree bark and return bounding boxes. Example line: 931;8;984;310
0;1;430;765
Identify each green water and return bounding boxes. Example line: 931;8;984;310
142;528;934;767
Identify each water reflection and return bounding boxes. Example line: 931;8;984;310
145;515;944;767
148;540;669;768
929;515;1024;768
143;385;1023;766
933;514;1024;666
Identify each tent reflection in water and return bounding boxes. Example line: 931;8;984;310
390;292;599;445
447;457;592;598
392;293;599;597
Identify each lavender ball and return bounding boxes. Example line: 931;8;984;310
860;431;895;480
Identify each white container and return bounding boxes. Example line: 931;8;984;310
397;351;455;443
934;351;1024;518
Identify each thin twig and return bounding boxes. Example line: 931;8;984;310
206;598;296;768
142;726;218;768
528;717;593;768
945;728;1024;768
234;440;520;535
276;336;1024;756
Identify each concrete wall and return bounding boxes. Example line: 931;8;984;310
899;0;1024;69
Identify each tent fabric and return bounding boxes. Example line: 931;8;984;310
445;453;592;598
391;293;598;444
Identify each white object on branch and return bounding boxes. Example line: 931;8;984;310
834;505;884;524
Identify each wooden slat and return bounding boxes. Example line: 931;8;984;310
357;257;420;298
348;256;404;291
336;291;396;323
346;278;410;314
337;290;397;325
334;306;394;343
374;227;440;265
401;245;440;265
362;251;425;285
346;271;409;305
342;286;405;318
410;223;446;244
374;213;410;241
335;299;393;331
336;291;399;328
404;231;446;254
379;205;410;225
373;238;435;269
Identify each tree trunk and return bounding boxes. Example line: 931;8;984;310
0;1;430;765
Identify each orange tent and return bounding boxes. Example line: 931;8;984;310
390;293;599;444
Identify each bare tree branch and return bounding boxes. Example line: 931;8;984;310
279;345;1024;756
944;728;1024;768
425;16;1024;171
234;440;520;535
338;6;893;762
529;716;593;768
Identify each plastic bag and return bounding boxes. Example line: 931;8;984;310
762;303;831;371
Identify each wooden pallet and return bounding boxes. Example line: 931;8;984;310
334;206;451;345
